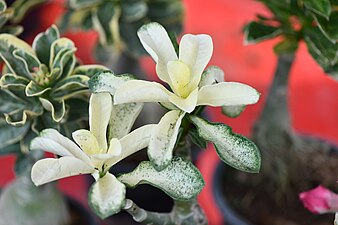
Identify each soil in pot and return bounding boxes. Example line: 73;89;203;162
220;145;338;225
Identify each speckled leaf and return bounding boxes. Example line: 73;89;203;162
88;173;126;219
32;25;59;65
39;98;65;122
0;118;30;149
148;110;185;171
118;157;205;200
190;115;261;173
108;102;143;140
89;71;134;95
304;0;331;19
222;105;246;118
199;66;224;87
244;21;282;44
0;73;29;88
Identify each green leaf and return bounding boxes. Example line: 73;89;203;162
315;11;338;42
118;157;205;201
0;89;26;113
0;0;6;12
121;1;147;22
13;48;41;73
0;118;30;149
14;150;43;175
119;19;147;56
0;73;29;88
304;27;338;71
190;115;261;173
0;143;20;155
89;71;134;95
0;25;23;36
25;81;51;97
51;75;89;99
39;98;66;122
222;105;246;118
88;173;126;219
244;21;282;44
0;34;35;79
91;1;116;45
303;0;331;19
32;25;60;65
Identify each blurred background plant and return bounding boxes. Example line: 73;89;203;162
220;1;338;224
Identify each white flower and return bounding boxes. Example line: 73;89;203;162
30;93;154;218
114;22;260;170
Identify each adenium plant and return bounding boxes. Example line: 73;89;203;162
61;0;183;57
245;0;338;79
0;25;107;171
28;22;262;223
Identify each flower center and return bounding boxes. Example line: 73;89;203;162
167;60;191;98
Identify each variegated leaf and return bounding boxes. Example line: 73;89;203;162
0;73;29;88
25;81;51;97
88;173;126;219
32;25;59;65
73;65;108;77
89;71;134;94
118;157;205;201
221;105;246;118
51;75;89;99
0;118;30;149
39;98;66;122
10;0;45;23
190;115;261;173
70;0;103;9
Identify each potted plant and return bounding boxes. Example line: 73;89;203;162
215;1;338;224
28;22;263;224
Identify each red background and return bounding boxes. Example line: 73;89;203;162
1;0;337;224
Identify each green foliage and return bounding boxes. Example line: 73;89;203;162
246;0;338;79
0;25;107;172
61;0;184;57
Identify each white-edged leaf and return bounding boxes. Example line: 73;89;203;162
88;173;126;219
190;115;261;173
39;98;65;122
148;110;185;171
0;118;30;149
31;156;95;186
118;157;205;200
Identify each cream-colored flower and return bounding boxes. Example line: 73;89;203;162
30;93;154;218
113;22;260;170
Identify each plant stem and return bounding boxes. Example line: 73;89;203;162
124;199;207;225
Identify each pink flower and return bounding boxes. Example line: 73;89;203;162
299;185;338;214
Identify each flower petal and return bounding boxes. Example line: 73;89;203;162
114;80;171;104
89;93;112;152
106;124;155;167
88;172;126;219
107;138;122;156
197;82;260;107
148;110;185;171
179;34;213;89
137;22;178;84
32;129;92;166
72;129;100;156
31;156;95;186
168;88;198;113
